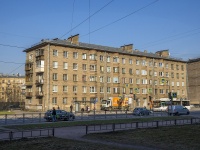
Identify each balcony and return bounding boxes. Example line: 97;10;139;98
35;79;44;86
35;91;43;97
25;81;33;86
35;67;44;73
26;92;33;98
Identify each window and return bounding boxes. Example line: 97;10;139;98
141;60;146;66
165;63;169;68
181;65;184;71
122;58;125;64
107;77;111;83
107;66;111;72
122;68;126;74
182;82;185;86
90;86;96;93
107;56;110;62
53;61;58;68
82;86;87;93
129;69;133;74
113;57;119;63
53;85;58;92
63;74;68;81
177;82;180;86
90;54;96;60
122;78;126;84
160;89;164;94
172;82;174;86
113;77;119;83
136;79;140;84
176;73;179;79
142;89;147;94
149;61;153;67
166;72;169;77
154;62;157;67
176;65;179;70
171;72;174;78
82;64;87;71
73;63;78;70
159;72;164;77
73;52;78;59
154;72;157;76
129;59;133;64
181;73;184;79
149;70;153;76
82;75;87;82
73;74;78;81
141;79;147;84
113;67;119;73
171;64;174;70
113;87;120;94
63;62;68;69
141;70;147;75
159;62;163;67
100;66;104;72
129;78;133;84
53;50;58;56
100;55;104;61
63;51;68;58
107;87;111;93
154;80;157;85
90;76;97;81
136;69;140;75
100;76;104;82
63;97;67;104
52;97;57;104
53;73;58;80
90;65;96;71
73;86;77;93
136;60;140;65
100;87;104;93
63;86;68;92
130;88;133;94
82;53;87;60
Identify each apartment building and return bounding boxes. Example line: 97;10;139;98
24;34;188;111
187;58;200;106
0;74;25;103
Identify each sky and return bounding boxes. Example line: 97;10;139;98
0;0;200;75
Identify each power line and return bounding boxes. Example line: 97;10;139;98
60;0;114;39
81;0;159;37
0;43;27;49
8;64;24;75
70;0;76;36
0;61;24;64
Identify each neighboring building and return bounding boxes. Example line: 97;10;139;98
23;34;188;111
187;58;200;106
0;74;26;103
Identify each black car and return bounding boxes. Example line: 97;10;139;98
44;109;75;121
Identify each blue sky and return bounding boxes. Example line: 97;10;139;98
0;0;200;75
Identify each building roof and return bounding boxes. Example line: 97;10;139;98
188;58;200;63
23;38;186;63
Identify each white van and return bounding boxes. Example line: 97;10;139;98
167;105;190;116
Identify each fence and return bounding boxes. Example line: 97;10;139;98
0;111;168;125
0;128;54;141
85;118;200;134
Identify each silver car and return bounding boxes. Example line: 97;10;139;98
133;107;151;116
167;105;190;116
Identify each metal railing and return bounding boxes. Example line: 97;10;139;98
0;128;54;141
85;118;200;134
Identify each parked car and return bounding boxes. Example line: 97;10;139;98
44;109;75;121
166;105;190;116
133;107;151;116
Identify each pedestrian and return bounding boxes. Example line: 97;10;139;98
81;107;84;113
70;105;73;113
52;107;56;122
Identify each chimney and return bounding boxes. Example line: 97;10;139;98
67;34;79;45
155;50;170;58
120;44;133;53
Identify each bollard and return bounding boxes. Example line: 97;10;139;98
5;114;7;125
156;121;159;128
39;113;41;122
23;113;25;123
174;119;177;125
9;131;13;141
86;125;88;134
52;128;55;137
112;123;115;132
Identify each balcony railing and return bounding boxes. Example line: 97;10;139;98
35;67;44;73
35;79;44;85
35;91;43;97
